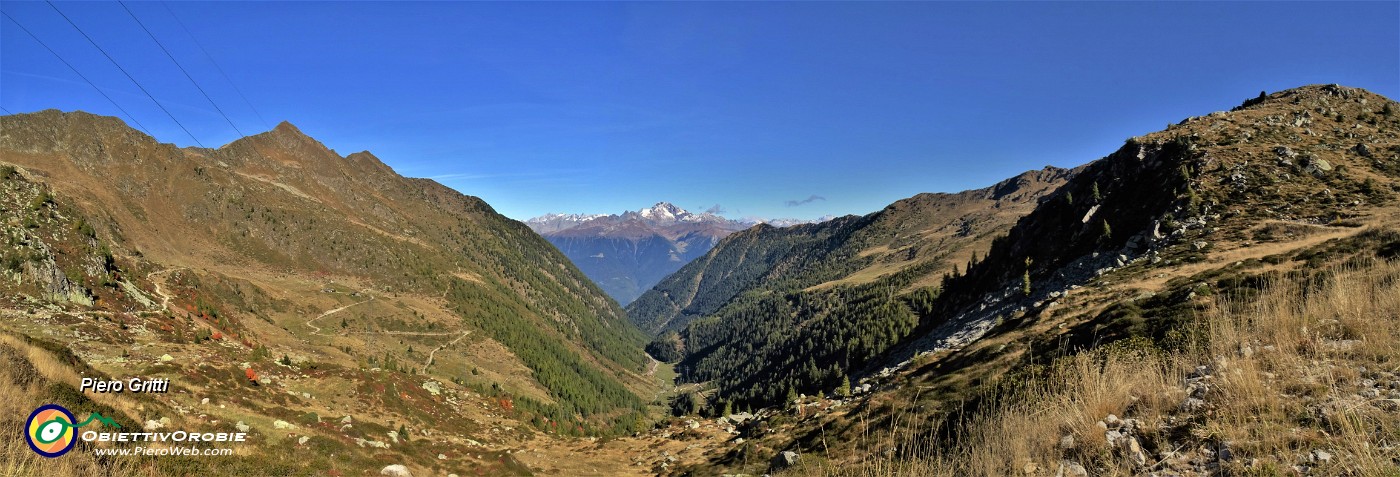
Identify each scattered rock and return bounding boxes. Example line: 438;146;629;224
159;354;174;362
1218;442;1234;462
1181;397;1208;413
235;421;250;433
1081;205;1100;224
1121;436;1147;467
1354;143;1372;157
144;420;164;431
1104;414;1123;429
1106;429;1125;445
770;450;800;471
298;436;309;445
1059;461;1088;477
437;453;447;460
1192;241;1209;251
1059;434;1075;450
1302;157;1333;177
422;381;441;396
380;464;413;477
273;420;295;430
1312;449;1332;464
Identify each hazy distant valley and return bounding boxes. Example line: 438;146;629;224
525;203;830;304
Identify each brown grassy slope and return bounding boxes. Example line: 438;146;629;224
0;110;654;404
0;109;642;364
672;85;1400;476
815;166;1080;292
0;112;677;476
791;257;1400;476
0;169;558;476
875;84;1400;370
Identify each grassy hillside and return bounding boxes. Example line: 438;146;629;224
790;254;1400;476
666;85;1400;476
0;109;674;475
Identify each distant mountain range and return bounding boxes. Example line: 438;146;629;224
526;203;832;304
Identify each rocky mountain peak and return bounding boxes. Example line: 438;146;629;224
640;202;689;221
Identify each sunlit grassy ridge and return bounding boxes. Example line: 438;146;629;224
791;258;1400;476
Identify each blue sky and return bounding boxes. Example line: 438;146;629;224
2;2;1397;221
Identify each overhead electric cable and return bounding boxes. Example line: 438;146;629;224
118;1;248;139
45;0;206;148
160;1;271;131
1;11;155;136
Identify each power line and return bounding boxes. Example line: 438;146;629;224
45;0;206;148
1;11;155;136
118;2;276;164
160;1;271;131
118;1;249;140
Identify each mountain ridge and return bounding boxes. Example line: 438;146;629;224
657;84;1400;476
0;108;653;436
625;163;1076;406
524;202;827;304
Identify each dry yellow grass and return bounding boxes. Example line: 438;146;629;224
0;335;156;477
794;259;1400;476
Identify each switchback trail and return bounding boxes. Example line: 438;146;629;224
304;292;375;336
301;290;472;374
423;330;472;372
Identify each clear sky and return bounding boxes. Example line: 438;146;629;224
2;2;1397;221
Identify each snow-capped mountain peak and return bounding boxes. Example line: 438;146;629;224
523;213;609;234
526;212;608;224
526;202;831;235
639;202;689;221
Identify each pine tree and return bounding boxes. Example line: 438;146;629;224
1101;220;1113;240
1091;182;1102;202
1022;257;1033;296
836;375;851;397
398;424;409;442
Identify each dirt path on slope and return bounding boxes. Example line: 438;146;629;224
303;293;376;335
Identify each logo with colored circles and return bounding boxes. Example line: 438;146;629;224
25;404;77;458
